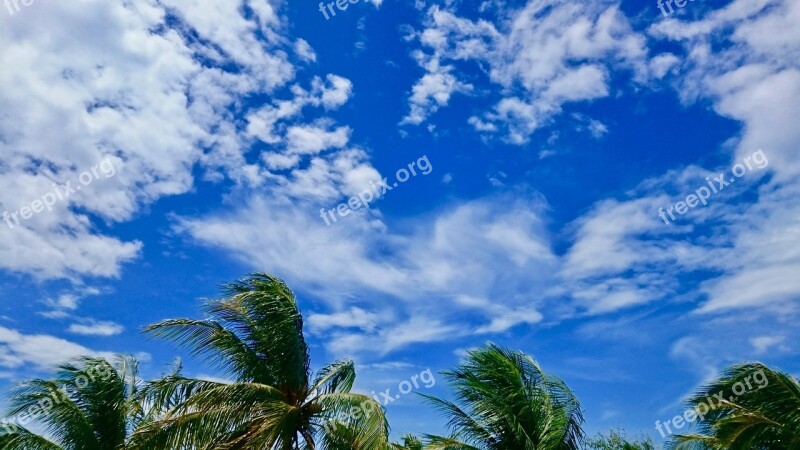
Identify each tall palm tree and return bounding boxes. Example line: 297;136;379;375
0;355;145;450
670;362;800;450
131;273;389;450
421;344;584;450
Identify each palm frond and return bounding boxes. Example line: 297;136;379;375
139;274;392;450
0;426;62;450
1;355;143;450
390;434;424;450
670;362;800;450
147;273;310;392
423;435;482;450
314;393;390;450
423;344;584;450
217;273;310;390
310;360;356;396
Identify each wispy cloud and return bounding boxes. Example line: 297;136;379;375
68;320;124;337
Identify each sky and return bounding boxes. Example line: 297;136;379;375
0;0;799;444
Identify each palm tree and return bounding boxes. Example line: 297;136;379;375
131;273;389;450
670;362;800;450
585;429;654;449
391;434;423;449
0;355;145;450
421;344;584;450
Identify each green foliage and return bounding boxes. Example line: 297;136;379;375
3;273;797;450
391;434;424;449
585;429;654;450
669;362;800;450
130;272;390;450
421;344;585;450
0;355;144;450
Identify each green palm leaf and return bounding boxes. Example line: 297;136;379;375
390;434;425;450
135;273;390;450
0;355;144;450
670;362;800;450
422;344;584;450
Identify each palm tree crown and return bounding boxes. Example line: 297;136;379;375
132;273;389;449
421;344;584;450
670;362;800;450
0;355;144;450
391;434;424;449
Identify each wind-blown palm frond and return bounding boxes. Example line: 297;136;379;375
134;273;390;450
0;427;61;450
423;434;482;450
146;273;309;388
423;343;585;450
0;355;143;450
311;360;356;396
313;393;389;450
670;362;800;450
390;434;424;450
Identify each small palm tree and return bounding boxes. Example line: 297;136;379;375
421;344;584;450
585;429;654;449
131;273;389;450
0;355;144;450
391;434;423;449
670;362;800;450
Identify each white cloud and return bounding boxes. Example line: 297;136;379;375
0;0;356;282
649;53;680;79
286;124;351;155
41;287;101;316
401;63;473;125
750;335;787;354
646;0;800;317
319;75;355;110
308;307;380;333
587;119;609;139
0;326;115;371
68;320;125;336
670;336;722;382
295;38;317;63
382;317;461;353
358;361;416;371
474;308;543;334
561;197;671;280
54;294;80;311
239;75;357;189
0;2;237;278
403;0;648;142
328;317;463;356
5;0;796;370
539;0;800;323
180;193;555;354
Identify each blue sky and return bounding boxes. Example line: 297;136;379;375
1;0;799;444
